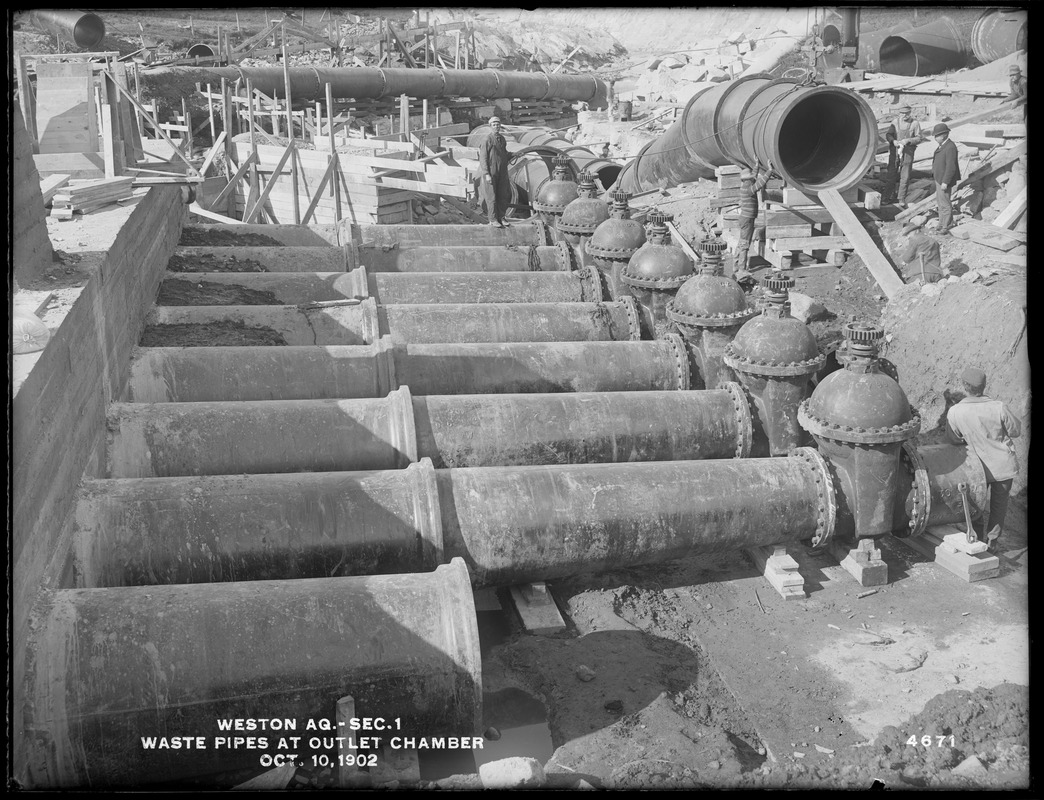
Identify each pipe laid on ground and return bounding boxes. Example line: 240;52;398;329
353;242;576;272
613;75;878;195
75;451;834;588
970;9;1027;65
142;296;641;346
25;559;480;787
879;17;970;77
28;10;105;49
189;66;609;107
122;335;691;402
105;384;752;477
350;222;550;248
156;266;602;306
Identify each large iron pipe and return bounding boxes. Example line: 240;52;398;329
28;10;105;49
105;384;751;477
613;76;878;195
350;221;550;247
198;66;608;106
856;24;907;72
970;9;1027;65
157;267;602;305
893;443;989;537
25;560;480;787
354;243;571;272
122;335;691;402
879;18;970;77
143;297;641;345
74;452;835;589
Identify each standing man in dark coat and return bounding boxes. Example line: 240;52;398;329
479;116;511;228
931;122;961;234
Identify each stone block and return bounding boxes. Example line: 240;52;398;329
479;757;546;789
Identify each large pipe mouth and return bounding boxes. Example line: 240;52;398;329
879;36;919;76
73;13;105;48
772;88;876;193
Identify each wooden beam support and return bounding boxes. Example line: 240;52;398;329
244;143;295;223
818;188;904;298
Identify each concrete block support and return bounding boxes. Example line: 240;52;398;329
122;336;691;403
104;384;752;477
24;560;480;787
75;451;836;589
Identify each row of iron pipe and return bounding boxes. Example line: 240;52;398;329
123;336;692;402
105;384;753;477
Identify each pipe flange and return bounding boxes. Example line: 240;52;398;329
797;400;922;444
556;220;601;237
554;240;578;272
898;440;931;538
586;245;640;260
789;446;837;548
533;201;570;216
577;266;603;303
662;332;691;390
666;300;759;329
619;270;692;291
539;221;553;246
722;380;753;459
723;345;827;377
618;295;642;340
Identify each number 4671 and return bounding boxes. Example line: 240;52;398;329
908;735;956;747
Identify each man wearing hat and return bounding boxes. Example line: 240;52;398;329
931;122;960;234
897;220;943;284
1006;64;1027;118
735;157;773;271
946;368;1022;550
478;116;511;228
884;105;922;206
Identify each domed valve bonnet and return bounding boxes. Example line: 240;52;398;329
621;233;696;290
534;156;580;216
798;321;921;445
557;174;610;238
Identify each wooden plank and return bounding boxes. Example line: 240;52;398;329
208;150;256;210
39;174;71;205
374;176;467;197
244;143;295;223
819;188;904;298
771;235;851;252
992;188;1027;230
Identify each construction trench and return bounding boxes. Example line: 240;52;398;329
12;7;1030;792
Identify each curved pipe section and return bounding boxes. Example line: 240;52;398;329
970;9;1027;65
614;76;877;194
879;18;970;76
199;66;608;106
28;10;105;49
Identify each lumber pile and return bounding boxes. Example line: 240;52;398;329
39;174;71;207
49;177;134;219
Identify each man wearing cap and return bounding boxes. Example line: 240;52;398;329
946;368;1022;550
479;117;511;228
1006;64;1027;119
931;122;961;234
884;105;922;206
898;221;943;284
735;158;773;271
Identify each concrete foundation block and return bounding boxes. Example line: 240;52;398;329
479;757;546;789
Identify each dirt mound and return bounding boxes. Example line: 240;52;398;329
140;321;287;347
881;275;1028;494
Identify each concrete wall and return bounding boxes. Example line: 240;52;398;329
12;99;55;285
12;186;186;786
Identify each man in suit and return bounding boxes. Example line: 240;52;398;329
931;122;960;234
479;116;511;228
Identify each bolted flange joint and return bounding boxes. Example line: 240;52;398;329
898;441;931;538
662;332;692;390
797;399;922;444
666;300;759;329
722;344;826;377
722;380;753;458
789;446;837;548
554;240;579;271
